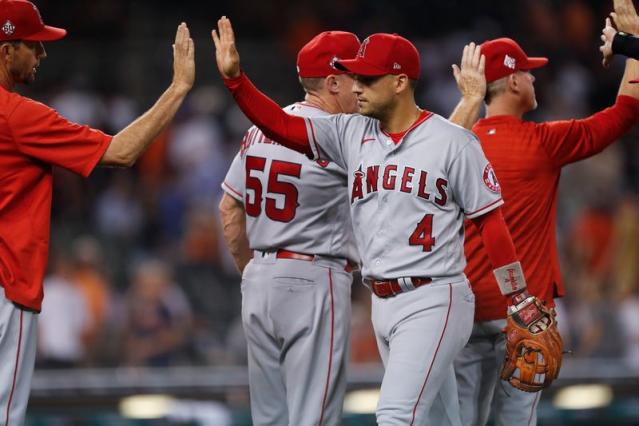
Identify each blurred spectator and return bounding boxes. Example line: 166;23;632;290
121;259;193;366
175;205;242;364
95;171;144;241
38;254;90;368
70;235;114;365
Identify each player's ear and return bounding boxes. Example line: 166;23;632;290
325;75;339;94
0;42;15;63
395;74;410;94
507;73;521;94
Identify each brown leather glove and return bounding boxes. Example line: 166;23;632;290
500;294;563;392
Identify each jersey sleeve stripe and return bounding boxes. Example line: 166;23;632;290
306;118;322;161
221;181;243;202
465;198;504;219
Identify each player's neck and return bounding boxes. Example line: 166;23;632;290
485;96;526;119
303;93;335;114
381;99;421;134
0;64;15;91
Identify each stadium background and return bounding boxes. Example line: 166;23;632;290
19;0;639;424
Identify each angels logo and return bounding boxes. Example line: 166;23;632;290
2;20;15;37
351;166;364;203
357;37;370;58
483;164;501;193
316;159;329;168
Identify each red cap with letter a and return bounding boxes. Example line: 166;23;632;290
0;0;66;42
480;37;547;83
334;33;421;80
296;31;361;78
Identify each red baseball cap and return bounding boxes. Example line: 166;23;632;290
297;31;361;78
481;38;547;83
0;0;66;42
334;33;421;80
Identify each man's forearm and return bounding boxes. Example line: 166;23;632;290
618;57;639;98
219;194;251;273
100;84;189;167
449;96;483;130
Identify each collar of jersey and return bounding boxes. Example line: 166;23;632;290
380;109;433;146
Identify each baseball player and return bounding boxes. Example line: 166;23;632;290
218;31;361;426
212;17;542;425
0;2;195;423
450;32;639;426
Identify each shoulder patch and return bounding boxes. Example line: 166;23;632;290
483;164;501;193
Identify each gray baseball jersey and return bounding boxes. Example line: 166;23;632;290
303;111;503;280
221;102;357;426
223;103;358;262
296;110;502;425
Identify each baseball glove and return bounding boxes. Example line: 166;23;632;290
500;295;563;392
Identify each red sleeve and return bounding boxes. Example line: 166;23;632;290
470;207;518;269
538;95;639;167
224;73;312;157
9;97;112;177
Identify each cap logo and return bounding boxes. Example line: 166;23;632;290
357;38;370;58
393;62;401;70
2;20;15;36
329;56;339;70
503;54;516;70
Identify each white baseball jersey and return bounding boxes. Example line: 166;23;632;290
222;103;358;262
302;111;503;279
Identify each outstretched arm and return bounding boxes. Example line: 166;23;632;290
449;42;486;130
100;23;195;167
212;17;311;156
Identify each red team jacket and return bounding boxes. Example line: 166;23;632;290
465;95;639;321
0;86;112;311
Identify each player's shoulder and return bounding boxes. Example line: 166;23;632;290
286;102;331;118
4;91;54;121
426;113;479;146
0;87;36;119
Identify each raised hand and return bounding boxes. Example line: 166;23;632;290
613;0;639;34
452;42;486;100
211;16;241;79
172;23;195;93
600;17;617;68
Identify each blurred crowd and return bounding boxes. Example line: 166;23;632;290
22;0;639;372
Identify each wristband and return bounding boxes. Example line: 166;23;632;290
493;261;527;296
612;32;639;59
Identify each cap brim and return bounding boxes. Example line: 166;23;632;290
334;58;388;77
522;57;548;70
22;26;67;41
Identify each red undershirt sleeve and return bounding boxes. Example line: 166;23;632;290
224;72;312;157
470;207;518;269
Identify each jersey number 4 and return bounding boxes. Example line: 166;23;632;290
245;156;301;223
409;213;435;252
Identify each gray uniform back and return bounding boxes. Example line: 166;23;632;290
302;112;503;280
223;103;358;262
